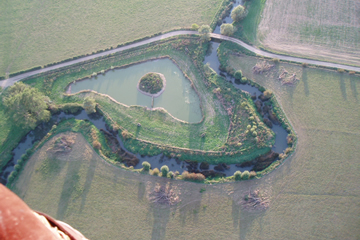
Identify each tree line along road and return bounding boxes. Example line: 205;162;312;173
1;30;359;89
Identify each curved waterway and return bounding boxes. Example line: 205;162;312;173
0;110;253;185
69;58;202;123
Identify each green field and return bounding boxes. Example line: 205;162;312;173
9;49;360;238
0;0;223;77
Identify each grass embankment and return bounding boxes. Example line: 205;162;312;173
233;0;266;44
0;0;223;77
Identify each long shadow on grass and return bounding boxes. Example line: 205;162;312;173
79;155;97;213
56;159;82;220
302;68;309;97
148;180;174;240
350;75;358;102
339;73;347;100
150;203;171;240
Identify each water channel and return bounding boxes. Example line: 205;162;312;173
0;0;288;184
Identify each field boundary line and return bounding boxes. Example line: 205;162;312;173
2;30;360;89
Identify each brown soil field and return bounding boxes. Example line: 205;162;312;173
258;0;360;66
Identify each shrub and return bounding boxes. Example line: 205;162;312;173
337;68;345;73
241;170;250;180
249;171;257;178
349;71;355;75
14;164;21;171
231;5;247;22
263;90;273;99
121;130;132;140
234;171;242;181
191;23;199;30
168;171;174;179
234;70;243;80
301;62;308;68
160;165;169;177
272;58;280;63
83;97;97;114
182;171;205;182
93;140;101;150
220;23;234;36
152;168;160;176
240;77;247;84
142;161;151;171
91;72;97;77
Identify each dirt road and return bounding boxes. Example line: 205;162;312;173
1;31;359;88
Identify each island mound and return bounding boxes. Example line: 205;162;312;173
137;72;166;97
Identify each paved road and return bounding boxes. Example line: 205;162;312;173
1;30;359;88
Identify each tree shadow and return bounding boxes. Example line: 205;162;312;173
302;68;309;97
339;73;347;100
79;155;97;213
150;205;171;240
137;181;146;202
350;75;358;102
56;159;82;220
239;209;266;240
148;180;176;240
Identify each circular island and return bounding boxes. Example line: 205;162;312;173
137;72;166;97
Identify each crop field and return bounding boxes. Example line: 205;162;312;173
10;51;360;239
0;0;223;77
257;0;360;66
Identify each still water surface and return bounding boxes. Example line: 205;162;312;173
70;58;202;123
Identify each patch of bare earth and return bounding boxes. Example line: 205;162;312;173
258;0;360;66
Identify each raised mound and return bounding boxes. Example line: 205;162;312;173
137;72;166;97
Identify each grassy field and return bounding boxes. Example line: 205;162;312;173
0;0;224;77
9;49;360;238
257;0;360;66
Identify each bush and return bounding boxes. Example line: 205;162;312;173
142;161;151;171
182;171;205;182
220;23;234;36
168;171;174;178
152;168;160;176
249;171;257;178
83;97;97;114
234;171;242;181
93;140;101;150
263;90;273;99
160;165;169;177
301;62;308;68
272;58;280;63
349;71;355;75
337;68;345;73
231;5;247;22
234;70;243;80
14;164;21;171
240;77;247;84
191;23;199;30
241;170;250;180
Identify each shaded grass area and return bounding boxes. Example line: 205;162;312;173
0;0;223;76
233;0;266;44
